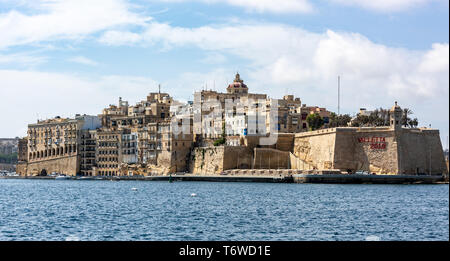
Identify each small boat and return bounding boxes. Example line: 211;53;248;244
131;187;138;191
55;175;71;180
190;193;197;197
79;176;94;180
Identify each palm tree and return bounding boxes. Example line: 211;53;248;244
402;108;413;127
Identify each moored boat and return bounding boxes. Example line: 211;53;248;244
55;174;71;180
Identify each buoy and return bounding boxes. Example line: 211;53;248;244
131;188;138;191
190;193;197;197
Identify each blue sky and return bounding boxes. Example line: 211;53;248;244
0;0;448;147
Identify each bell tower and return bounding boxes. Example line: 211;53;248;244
227;72;248;95
390;101;403;130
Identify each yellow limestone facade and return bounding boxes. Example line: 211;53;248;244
293;127;447;175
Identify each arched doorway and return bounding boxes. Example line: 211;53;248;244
40;169;47;176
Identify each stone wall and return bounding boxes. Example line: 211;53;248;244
189;146;252;174
293;127;448;175
243;133;294;152
274;134;295;152
293;128;337;170
156;147;192;174
21;156;79;176
334;128;398;174
289;153;314;170
398;129;447;175
253;148;290;169
223;146;253;170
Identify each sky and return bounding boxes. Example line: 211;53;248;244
0;0;448;148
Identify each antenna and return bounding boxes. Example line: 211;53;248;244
158;84;161;95
338;75;340;115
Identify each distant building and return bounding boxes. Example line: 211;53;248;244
194;73;267;141
17;115;100;176
0;138;18;155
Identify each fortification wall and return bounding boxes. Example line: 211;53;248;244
223;146;253;170
293;129;337;170
190;147;224;174
334;128;398;174
189;146;252;174
156;151;174;174
289;153;314;170
398;129;447;175
24;156;79;176
293;127;448;175
253;148;290;169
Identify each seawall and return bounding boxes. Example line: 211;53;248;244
293;174;446;184
1;173;447;184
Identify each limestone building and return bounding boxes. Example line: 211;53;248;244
136;123;160;165
18;115;101;176
80;130;97;176
100;92;173;129
193;73;267;141
94;128;123;176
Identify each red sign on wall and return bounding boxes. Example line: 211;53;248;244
358;137;386;143
358;137;387;150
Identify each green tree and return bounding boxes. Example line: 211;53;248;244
306;113;324;131
402;108;414;127
408;118;419;128
213;121;226;146
0;153;18;164
329;112;352;127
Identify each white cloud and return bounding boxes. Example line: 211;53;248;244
98;22;448;97
0;52;47;67
327;0;445;12
98;30;143;46
418;43;449;73
0;0;150;49
68;56;99;66
153;0;445;13
0;69;160;137
154;0;313;13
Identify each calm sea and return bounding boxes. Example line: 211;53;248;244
0;179;448;241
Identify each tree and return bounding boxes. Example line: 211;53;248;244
306;113;324;131
402;108;414;127
213;121;227;146
351;109;392;127
408;118;419;128
0;153;18;164
329;112;352;127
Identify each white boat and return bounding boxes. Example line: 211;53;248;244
79;176;94;180
55;175;71;180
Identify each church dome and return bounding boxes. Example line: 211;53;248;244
228;73;248;89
